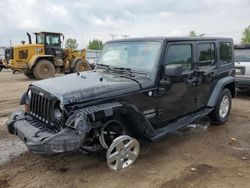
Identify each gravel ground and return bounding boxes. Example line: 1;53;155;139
0;71;250;188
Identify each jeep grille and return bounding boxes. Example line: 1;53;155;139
29;92;54;124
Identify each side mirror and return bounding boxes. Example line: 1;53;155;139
165;64;183;77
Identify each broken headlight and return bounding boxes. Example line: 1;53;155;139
54;108;62;120
54;102;63;120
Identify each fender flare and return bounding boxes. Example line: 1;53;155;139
207;76;236;107
28;55;54;70
117;103;157;140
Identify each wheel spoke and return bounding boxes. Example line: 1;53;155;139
125;139;137;150
116;158;124;170
107;151;119;163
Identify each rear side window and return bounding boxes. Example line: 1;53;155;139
166;44;192;70
198;43;215;66
220;42;232;64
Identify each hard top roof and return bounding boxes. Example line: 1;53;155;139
107;36;233;43
34;32;63;35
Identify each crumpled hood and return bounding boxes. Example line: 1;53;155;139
32;71;150;105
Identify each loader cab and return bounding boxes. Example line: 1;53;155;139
35;32;63;47
35;32;64;58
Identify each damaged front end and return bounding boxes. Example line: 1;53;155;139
6;109;90;155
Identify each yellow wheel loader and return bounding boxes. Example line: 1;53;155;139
3;32;90;79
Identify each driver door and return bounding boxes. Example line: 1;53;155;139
44;34;64;59
156;42;198;124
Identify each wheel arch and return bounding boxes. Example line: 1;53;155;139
69;57;88;69
66;102;156;141
28;55;54;70
207;76;236;107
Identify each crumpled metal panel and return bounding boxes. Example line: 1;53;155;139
77;102;123;115
65;102;123;128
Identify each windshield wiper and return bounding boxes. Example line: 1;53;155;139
96;64;110;69
112;67;133;76
96;64;134;76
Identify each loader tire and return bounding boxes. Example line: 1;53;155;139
24;72;35;79
73;59;90;73
33;59;55;80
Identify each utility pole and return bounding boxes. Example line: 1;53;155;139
9;39;12;46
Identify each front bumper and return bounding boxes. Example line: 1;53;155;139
236;75;250;88
6;110;85;155
4;60;28;71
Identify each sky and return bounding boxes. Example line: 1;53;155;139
0;0;249;48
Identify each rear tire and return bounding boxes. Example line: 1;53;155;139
24;72;35;79
33;59;55;80
209;88;232;125
73;59;90;73
0;66;2;72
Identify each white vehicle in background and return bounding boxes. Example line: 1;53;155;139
234;45;250;90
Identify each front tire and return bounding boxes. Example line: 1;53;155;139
33;59;55;80
73;59;90;73
24;72;35;79
209;88;232;125
0;66;2;72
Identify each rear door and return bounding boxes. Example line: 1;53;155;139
194;41;217;109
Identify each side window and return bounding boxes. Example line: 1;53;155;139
219;42;232;64
198;43;215;66
166;44;192;70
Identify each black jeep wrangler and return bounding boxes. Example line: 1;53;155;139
7;37;236;170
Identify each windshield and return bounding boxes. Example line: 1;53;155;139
97;42;161;72
46;35;61;47
36;34;61;47
235;49;250;62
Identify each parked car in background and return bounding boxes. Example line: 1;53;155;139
234;44;250;90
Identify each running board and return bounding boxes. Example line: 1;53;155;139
149;108;213;142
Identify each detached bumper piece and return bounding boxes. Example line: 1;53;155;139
6;110;85;155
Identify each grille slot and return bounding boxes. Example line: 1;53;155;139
29;92;53;124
